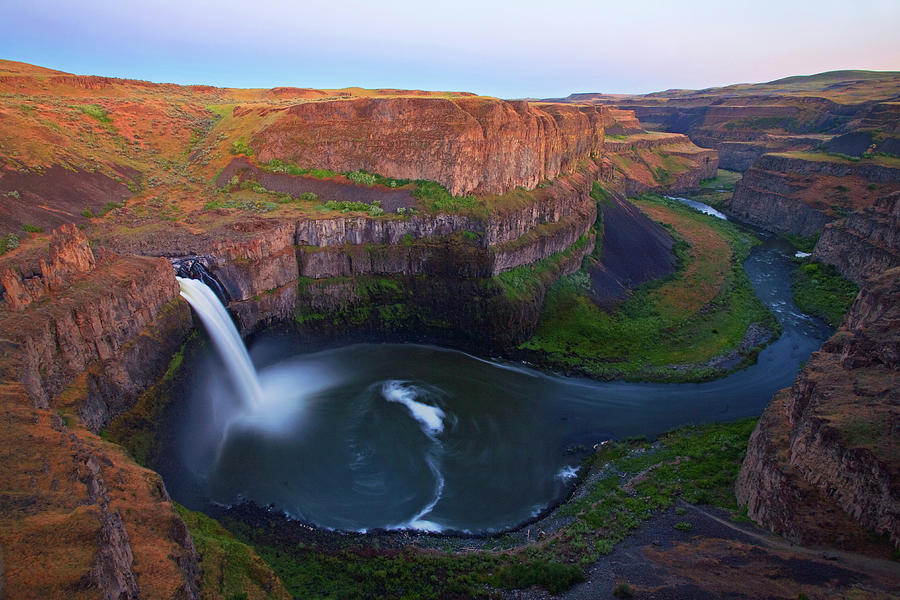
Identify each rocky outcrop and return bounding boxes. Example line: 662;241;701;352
588;194;677;307
248;97;607;195
0;226;192;431
602;108;644;135
0;224;96;310
737;266;900;549
729;153;900;237
814;192;900;284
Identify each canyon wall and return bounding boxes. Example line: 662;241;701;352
208;164;601;341
737;266;900;549
728;153;900;237
813;192;900;285
249;98;607;196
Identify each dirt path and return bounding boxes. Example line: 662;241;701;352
504;502;900;599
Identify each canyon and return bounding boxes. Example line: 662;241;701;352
0;60;898;598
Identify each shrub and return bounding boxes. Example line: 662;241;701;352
22;224;43;233
347;170;378;186
81;209;94;218
367;204;384;216
230;138;253;156
4;190;20;199
0;233;21;255
495;561;585;595
325;200;373;212
299;192;317;201
613;583;634;598
673;521;693;531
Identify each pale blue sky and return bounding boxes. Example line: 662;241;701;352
1;0;898;98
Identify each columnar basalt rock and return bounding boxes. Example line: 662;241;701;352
737;266;900;549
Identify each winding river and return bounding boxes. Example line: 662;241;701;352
159;213;832;534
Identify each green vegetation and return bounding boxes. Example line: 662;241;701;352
175;504;289;600
22;224;43;233
324;200;374;212
495;561;585;594
231;137;253;156
0;233;20;255
413;180;479;213
79;103;112;124
521;195;777;381
590;180;613;205
497;235;590;300
791;259;858;327
346;170;378;186
102;329;189;466
673;521;694;531
261;159;485;214
723;116;808;133
219;419;756;599
692;169;742;209
261;160;337;179
783;232;819;254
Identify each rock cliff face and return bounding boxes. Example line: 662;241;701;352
814;192;900;284
203;164;600;337
249;98;607;195
0;229;192;431
737;266;900;549
0;224;96;311
728;153;899;237
602;132;718;197
0;225;200;599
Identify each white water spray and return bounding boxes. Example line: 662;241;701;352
177;277;263;408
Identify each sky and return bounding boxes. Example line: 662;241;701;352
1;0;899;98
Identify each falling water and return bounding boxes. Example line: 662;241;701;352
176;277;263;408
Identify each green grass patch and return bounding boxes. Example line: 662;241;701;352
496;235;590;301
413;180;479;213
80;103;112;124
231;138;253;156
175;504;289;600
0;233;20;255
791;259;858;327
22;224;43;233
521;195;777;381
783;233;820;253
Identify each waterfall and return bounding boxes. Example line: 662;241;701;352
177;277;263;408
